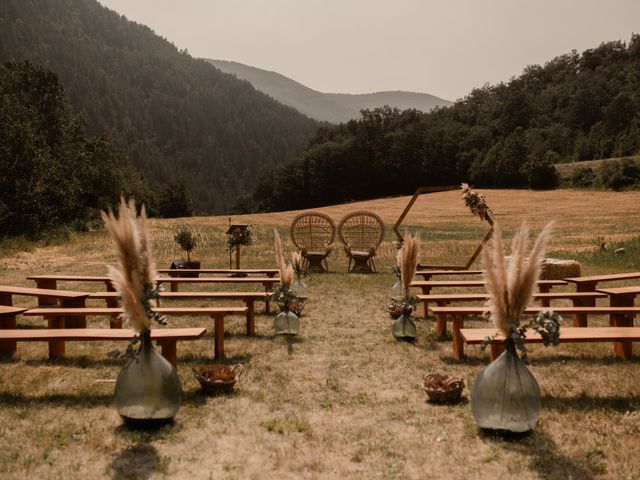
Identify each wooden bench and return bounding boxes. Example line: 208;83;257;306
564;272;640;326
23;306;247;359
429;305;640;360
419;291;608;334
0;285;90;328
157;268;278;277
461;327;640;361
415;269;484;280
0;327;206;367
411;279;567;316
88;291;267;335
28;274;280;313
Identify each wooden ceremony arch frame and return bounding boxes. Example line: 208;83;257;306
393;186;494;270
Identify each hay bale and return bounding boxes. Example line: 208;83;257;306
540;258;581;280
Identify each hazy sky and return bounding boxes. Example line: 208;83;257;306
98;0;639;101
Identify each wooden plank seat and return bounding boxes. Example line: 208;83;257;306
419;291;608;334
0;327;206;367
411;279;567;316
461;327;640;361
415;269;484;280
88;291;268;335
429;305;640;360
564;272;640;326
28;274;280;313
23;306;247;360
0;285;90;329
157;268;278;277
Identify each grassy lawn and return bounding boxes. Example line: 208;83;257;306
1;188;640;479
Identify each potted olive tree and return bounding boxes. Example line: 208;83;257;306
169;226;201;277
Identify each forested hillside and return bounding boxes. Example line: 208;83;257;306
245;37;640;212
206;59;451;123
0;62;151;238
0;0;319;213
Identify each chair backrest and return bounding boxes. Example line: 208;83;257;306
290;212;336;252
338;211;385;252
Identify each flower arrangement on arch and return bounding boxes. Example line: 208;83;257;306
461;183;492;222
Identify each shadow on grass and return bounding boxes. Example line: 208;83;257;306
106;441;163;480
0;389;207;408
480;429;600;479
14;356;125;368
542;393;639;413
527;353;640;366
0;391;112;408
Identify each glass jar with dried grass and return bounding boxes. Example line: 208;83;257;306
103;198;181;427
471;222;561;433
272;230;300;335
391;233;420;341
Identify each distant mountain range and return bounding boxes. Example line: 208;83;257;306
206;59;452;123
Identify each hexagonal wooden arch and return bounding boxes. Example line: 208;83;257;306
393;186;494;270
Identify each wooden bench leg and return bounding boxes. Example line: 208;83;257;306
421;286;431;317
61;297;86;328
47;314;65;359
158;341;177;368
490;343;504;362
0;293;11;306
212;314;225;359
0;314;17;357
611;294;634;359
264;284;271;314
572;296;594;327
244;299;255;336
170;282;179;292
110;315;123;329
434;302;449;337
452;314;465;360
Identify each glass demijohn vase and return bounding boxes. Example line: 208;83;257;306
471;339;541;433
115;329;182;426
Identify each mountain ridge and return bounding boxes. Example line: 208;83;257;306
0;0;319;213
206;59;452;123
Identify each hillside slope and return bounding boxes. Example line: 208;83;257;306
0;0;319;213
206;59;452;123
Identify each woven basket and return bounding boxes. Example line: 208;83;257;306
193;364;242;394
423;373;465;404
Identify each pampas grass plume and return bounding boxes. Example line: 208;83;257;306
397;232;421;299
101;197;158;333
274;229;293;288
483;222;553;336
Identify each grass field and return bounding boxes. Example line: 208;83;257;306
1;188;640;479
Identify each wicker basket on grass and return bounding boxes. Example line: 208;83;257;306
193;365;242;394
423;373;465;404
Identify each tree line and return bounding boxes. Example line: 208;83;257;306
241;37;640;212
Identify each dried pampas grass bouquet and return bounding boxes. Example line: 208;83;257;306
101;196;166;333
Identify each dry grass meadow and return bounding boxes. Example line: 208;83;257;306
1;188;640;479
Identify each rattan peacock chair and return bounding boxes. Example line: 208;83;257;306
290;212;336;273
337;211;385;273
